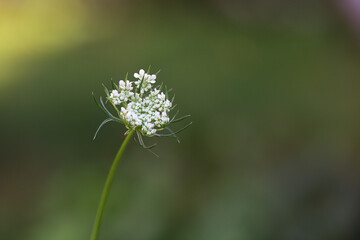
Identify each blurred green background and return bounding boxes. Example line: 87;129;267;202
1;0;360;239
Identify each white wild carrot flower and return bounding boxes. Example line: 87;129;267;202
93;67;191;152
90;67;191;240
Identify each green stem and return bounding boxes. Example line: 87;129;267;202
90;130;135;240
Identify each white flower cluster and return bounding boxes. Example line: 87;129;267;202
109;80;134;104
134;69;157;94
108;69;172;136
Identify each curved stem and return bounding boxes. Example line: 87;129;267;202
90;130;135;240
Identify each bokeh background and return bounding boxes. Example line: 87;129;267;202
1;0;360;239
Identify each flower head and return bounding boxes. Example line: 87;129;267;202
93;67;191;153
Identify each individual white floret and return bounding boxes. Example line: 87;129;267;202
164;99;172;110
161;111;169;122
158;92;166;101
119;80;133;91
150;88;160;97
134;69;145;80
139;82;152;94
109;90;121;105
144;74;156;84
